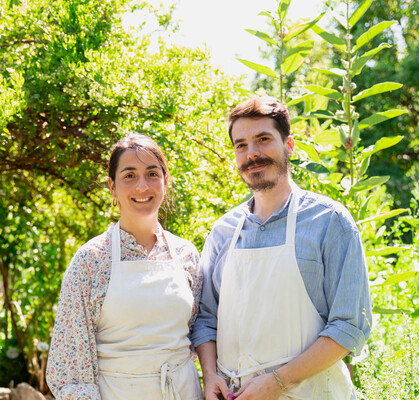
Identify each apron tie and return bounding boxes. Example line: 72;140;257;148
160;362;182;400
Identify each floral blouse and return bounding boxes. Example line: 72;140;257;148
46;223;202;400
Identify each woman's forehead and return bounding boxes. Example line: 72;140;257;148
118;148;161;169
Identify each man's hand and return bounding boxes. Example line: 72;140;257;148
233;373;283;400
202;371;232;400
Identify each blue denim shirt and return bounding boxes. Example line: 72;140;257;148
191;186;372;356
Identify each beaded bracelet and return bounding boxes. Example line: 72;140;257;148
272;369;286;390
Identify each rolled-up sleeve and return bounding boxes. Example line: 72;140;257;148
46;251;101;400
190;232;220;348
319;216;372;356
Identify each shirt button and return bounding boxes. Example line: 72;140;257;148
260;225;266;231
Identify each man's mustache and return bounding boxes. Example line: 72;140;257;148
239;156;275;173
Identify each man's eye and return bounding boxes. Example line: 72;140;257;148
125;174;134;179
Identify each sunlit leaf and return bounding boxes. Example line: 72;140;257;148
357;208;408;224
291;159;330;174
305;85;343;101
285;40;314;57
349;0;374;28
350;43;391;76
365;245;411;256
370;271;419;287
352;82;403;102
245;29;278;46
351;175;390;192
312;67;347;77
311;25;346;52
284;13;324;42
359;155;370;175
286;94;312;106
282;51;308;75
277;0;292;21
358;110;408;129
294;140;320;162
372;307;415;314
351;118;360;145
290;110;334;124
353;21;395;52
236;58;277;78
360;136;404;158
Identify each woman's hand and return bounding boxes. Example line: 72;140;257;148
233;373;283;400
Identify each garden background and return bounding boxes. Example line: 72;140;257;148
0;0;418;398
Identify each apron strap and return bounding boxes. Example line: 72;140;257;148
162;230;179;260
228;213;246;253
285;190;300;246
111;221;121;264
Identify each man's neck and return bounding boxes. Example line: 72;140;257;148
252;177;293;223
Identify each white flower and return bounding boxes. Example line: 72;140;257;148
37;342;49;352
6;347;19;359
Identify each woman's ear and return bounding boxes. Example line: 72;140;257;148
108;177;116;197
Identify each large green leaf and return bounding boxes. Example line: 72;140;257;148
285;40;314;57
352;82;403;103
314;129;341;147
311;25;346;52
277;0;292;21
353;21;396;52
312;67;346;77
350;43;391;76
305;85;343;101
358;110;408;130
360;136;404;158
281;41;314;75
286;94;312;106
291;159;330;174
236;58;277;78
349;0;374;28
370;271;419;287
351;175;390;192
245;29;278;46
294;140;320;162
365;245;411;256
291;110;334;124
357;208;408;224
372;307;415;315
285;13;324;42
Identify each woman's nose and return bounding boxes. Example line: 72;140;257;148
136;176;149;190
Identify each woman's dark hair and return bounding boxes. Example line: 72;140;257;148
108;133;170;184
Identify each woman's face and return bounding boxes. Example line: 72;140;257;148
108;148;166;223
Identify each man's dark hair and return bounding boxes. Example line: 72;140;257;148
228;96;291;142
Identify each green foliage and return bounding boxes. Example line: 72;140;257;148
0;0;248;390
240;0;418;395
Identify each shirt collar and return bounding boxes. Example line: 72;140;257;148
244;183;302;224
120;223;165;255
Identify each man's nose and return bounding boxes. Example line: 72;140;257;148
247;142;261;159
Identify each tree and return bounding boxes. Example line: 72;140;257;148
0;0;247;389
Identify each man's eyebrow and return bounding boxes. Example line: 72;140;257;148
233;131;273;145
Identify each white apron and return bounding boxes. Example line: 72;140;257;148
96;222;203;400
216;191;355;399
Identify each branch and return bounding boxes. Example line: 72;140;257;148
0;258;28;363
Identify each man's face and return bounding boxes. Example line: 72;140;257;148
231;117;294;192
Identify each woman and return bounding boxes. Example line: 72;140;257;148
46;133;203;400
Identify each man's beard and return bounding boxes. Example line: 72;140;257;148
238;151;289;192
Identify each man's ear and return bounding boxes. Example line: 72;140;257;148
286;136;295;155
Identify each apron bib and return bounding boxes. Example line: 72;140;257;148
96;222;203;400
217;191;355;400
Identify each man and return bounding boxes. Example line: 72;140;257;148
191;96;372;400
